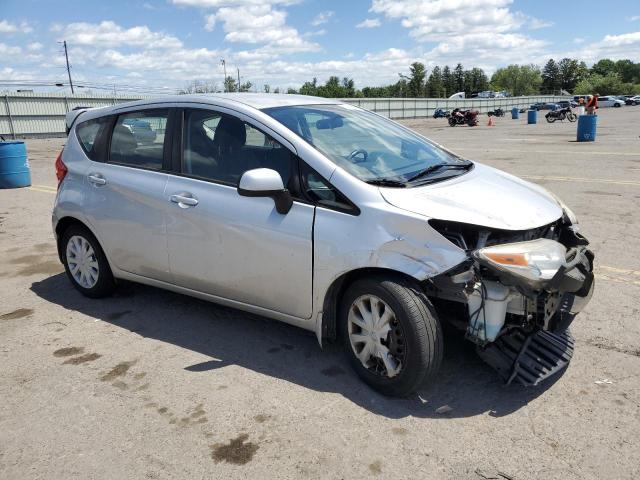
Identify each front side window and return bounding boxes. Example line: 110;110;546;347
110;110;168;170
264;104;471;185
182;109;294;187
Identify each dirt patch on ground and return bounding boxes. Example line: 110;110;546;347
53;346;84;357
210;434;259;465
101;360;137;381
63;353;102;365
1;308;34;320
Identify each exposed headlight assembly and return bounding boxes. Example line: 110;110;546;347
473;239;567;289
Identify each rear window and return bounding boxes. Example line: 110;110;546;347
109;110;168;171
76;116;110;162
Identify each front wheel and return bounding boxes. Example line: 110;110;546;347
567;112;577;122
614;103;621;108
339;275;443;397
546;114;556;123
448;117;456;127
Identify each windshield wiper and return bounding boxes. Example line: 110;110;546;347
407;162;472;183
365;178;407;188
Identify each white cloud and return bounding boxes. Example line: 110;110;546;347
573;37;586;44
311;11;334;26
184;2;320;54
628;15;640;21
172;0;298;6
56;21;183;49
27;42;42;51
356;18;381;28
0;42;22;56
529;17;553;29
0;20;33;34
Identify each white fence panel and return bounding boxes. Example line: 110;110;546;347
0;93;569;138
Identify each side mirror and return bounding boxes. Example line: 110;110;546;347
238;168;293;214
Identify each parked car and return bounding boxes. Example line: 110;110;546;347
557;100;578;109
618;95;638;106
122;118;157;144
597;96;625;108
530;102;559;111
57;94;594;396
630;95;640;105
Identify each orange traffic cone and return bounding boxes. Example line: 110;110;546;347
487;115;495;127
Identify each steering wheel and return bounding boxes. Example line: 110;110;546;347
348;149;368;163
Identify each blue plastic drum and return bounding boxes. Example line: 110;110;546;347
511;107;519;119
0;141;31;189
527;110;537;124
577;115;597;142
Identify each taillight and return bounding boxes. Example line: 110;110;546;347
55;150;67;189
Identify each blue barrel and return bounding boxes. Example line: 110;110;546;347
577;115;597;142
0;141;31;189
511;107;519;119
527;110;537;124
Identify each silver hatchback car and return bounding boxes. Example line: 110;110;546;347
53;94;594;396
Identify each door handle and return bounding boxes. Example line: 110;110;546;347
170;193;199;208
87;173;106;186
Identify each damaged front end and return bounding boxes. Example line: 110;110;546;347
426;217;594;386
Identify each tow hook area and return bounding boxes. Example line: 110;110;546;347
476;329;574;386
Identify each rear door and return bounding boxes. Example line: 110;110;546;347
83;108;173;281
164;107;314;319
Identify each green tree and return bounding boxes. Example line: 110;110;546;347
427;66;443;97
591;58;616;77
541;59;561;93
224;76;237;93
263;84;270;93
342;77;356;97
614;59;640;84
299;78;318;96
407;62;427;97
490;64;542;96
442;65;454;97
239;81;253;92
453;63;465;93
574;73;624;95
558;58;583;92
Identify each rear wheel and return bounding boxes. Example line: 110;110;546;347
546;114;556;123
339;275;443;397
61;225;115;298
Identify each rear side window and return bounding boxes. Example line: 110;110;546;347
110;110;168;170
76;116;110;162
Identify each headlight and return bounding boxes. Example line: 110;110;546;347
474;239;567;288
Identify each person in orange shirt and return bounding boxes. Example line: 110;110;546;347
586;94;599;115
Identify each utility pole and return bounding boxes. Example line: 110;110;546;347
237;68;241;92
220;59;227;92
63;41;74;94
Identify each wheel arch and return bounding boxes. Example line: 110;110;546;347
55;216;104;263
319;267;422;344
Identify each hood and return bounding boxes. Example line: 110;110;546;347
380;163;563;230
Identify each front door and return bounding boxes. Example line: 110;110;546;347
164;108;314;319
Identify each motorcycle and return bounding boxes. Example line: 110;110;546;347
448;108;479;127
487;108;505;117
545;106;577;123
433;108;450;119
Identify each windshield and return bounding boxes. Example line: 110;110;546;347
263;104;470;184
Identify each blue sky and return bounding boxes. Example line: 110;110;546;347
1;0;639;93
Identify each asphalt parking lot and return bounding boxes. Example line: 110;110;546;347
1;107;639;480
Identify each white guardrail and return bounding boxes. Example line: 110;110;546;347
0;92;569;138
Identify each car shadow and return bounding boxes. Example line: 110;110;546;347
31;274;563;419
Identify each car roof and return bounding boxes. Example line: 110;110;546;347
112;93;343;112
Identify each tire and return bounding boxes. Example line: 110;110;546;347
61;224;116;298
338;274;443;397
567;112;577;122
448;117;456;127
614;103;621;108
546;114;555;123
